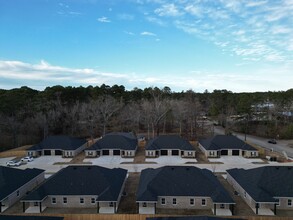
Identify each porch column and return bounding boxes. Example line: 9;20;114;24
255;203;259;215
114;202;116;213
39;202;42;213
214;204;216;215
0;201;2;213
154;203;157;214
97;202;99;213
231;204;234;215
274;203;277;215
22;202;25;213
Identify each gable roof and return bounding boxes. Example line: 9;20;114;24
227;166;293;203
147;217;245;220
86;132;137;151
22;166;127;202
199;135;256;151
137;166;234;204
28;135;87;151
145;135;194;151
0;216;63;220
0;166;44;201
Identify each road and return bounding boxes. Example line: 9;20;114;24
214;126;293;159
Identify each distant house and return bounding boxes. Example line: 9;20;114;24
22;166;127;214
0;215;64;220
145;135;196;158
198;135;258;158
227;166;293;215
0;166;45;213
27;135;87;158
137;166;235;215
85;132;137;157
147;216;245;220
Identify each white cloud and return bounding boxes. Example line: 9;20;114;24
97;16;111;23
245;1;268;7
117;13;135;20
124;31;135;35
154;3;182;17
1;59;293;92
141;31;157;36
146;16;166;26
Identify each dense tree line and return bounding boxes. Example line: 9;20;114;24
0;85;293;150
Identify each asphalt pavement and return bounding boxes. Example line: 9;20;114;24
214;126;293;159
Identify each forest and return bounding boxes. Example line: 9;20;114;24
0;84;293;151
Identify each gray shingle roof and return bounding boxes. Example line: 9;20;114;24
28;135;87;151
87;132;137;151
199;135;256;151
22;166;127;202
146;135;194;151
147;217;245;220
227;166;293;203
0;216;63;220
0;166;44;201
137;166;234;204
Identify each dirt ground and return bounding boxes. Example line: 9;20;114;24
117;172;140;213
216;175;256;216
133;141;146;163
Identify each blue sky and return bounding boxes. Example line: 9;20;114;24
0;0;292;92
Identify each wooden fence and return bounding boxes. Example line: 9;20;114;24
8;214;293;220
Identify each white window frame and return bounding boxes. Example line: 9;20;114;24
201;199;206;206
142;202;147;207
80;197;84;204
173;198;177;205
161;198;166;205
16;190;20;197
109;202;114;207
220;204;225;209
288;199;292;207
63;197;67;204
91;198;96;204
51;197;56;204
190;198;194;206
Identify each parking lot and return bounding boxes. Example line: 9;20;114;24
0;156;71;173
84;156;134;165
208;156;264;164
145;156;197;164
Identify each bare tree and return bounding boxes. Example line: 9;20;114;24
97;95;123;136
170;99;188;136
149;88;170;137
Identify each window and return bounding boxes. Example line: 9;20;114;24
63;197;67;204
190;198;194;205
244;192;247;198
34;202;38;206
202;199;206;206
16;190;20;197
288;199;292;207
51;197;56;204
188;151;193;156
91;198;96;204
173;198;177;205
220;204;225;209
88;151;93;156
109;202;114;207
142;202;147;207
161;198;166;205
80;198;84;204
